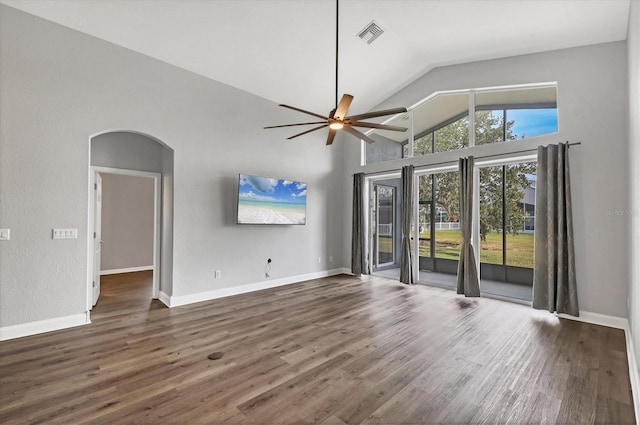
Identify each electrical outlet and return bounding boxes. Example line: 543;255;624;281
329;255;333;263
215;270;221;279
318;257;321;264
0;229;10;240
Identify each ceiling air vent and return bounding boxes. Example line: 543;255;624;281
356;21;384;44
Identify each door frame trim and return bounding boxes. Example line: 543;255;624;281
365;173;401;276
373;183;396;269
87;167;161;313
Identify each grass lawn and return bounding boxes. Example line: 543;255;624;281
377;230;534;268
377;236;393;252
417;230;534;269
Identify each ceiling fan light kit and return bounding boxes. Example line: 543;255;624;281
264;0;407;146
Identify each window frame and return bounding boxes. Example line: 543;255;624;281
365;82;558;164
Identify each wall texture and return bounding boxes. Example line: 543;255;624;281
92;132;166;173
0;5;345;328
100;174;154;272
341;41;630;318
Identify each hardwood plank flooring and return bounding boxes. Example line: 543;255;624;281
0;271;635;424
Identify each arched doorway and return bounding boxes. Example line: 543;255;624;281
87;131;174;313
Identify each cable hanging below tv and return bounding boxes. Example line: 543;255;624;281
236;174;307;225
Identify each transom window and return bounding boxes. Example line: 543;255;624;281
365;84;558;165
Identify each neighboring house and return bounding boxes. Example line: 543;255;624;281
519;184;536;231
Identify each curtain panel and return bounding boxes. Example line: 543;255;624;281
351;173;367;276
533;143;579;316
456;156;481;297
400;165;414;284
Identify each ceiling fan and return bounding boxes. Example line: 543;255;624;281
264;0;408;146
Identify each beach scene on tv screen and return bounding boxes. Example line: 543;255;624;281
238;175;307;224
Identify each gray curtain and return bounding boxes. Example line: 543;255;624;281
456;156;480;297
533;143;579;316
351;173;367;275
400;165;414;284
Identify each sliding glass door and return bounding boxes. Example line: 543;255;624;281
366;159;536;298
412;160;535;296
478;161;536;286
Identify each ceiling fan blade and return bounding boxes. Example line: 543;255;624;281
349;121;408;132
326;129;337;146
333;94;354;120
346;107;408;121
343;126;376;144
287;124;328;140
279;104;329;120
264;121;326;129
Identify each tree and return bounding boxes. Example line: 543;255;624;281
417;110;536;241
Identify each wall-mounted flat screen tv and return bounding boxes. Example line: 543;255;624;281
237;174;307;225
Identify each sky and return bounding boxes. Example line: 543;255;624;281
506;108;558;139
239;174;307;204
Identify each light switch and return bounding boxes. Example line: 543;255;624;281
53;228;78;239
0;229;10;240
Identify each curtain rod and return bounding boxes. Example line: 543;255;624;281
355;141;581;177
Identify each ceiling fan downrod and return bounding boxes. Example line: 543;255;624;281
263;0;408;145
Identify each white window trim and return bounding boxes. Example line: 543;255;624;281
362;81;558;164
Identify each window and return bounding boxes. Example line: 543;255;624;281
412;93;469;157
475;86;558;145
364;84;558;165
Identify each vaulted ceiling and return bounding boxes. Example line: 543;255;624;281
0;0;631;115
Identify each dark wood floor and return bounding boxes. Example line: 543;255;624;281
0;271;635;424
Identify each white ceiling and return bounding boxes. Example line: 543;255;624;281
0;0;631;116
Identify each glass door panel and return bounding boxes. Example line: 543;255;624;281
479;165;504;266
433;171;461;263
505;163;536;269
417;171;460;286
376;185;395;267
479;161;536;289
370;178;401;275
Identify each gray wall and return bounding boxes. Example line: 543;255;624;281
0;5;345;328
628;0;640;377
92;132;165;173
100;174;154;272
367;134;404;164
341;41;629;318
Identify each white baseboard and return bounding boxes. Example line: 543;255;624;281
158;290;171;308
557;310;627;330
168;268;348;308
100;266;153;275
0;313;90;341
624;322;640;424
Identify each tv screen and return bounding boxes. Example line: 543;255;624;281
237;174;307;225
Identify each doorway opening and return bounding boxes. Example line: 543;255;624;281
367;174;402;278
87;131;174;317
90;169;160;309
